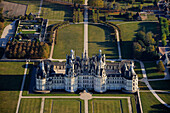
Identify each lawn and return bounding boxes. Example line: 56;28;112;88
91;94;137;113
53;24;84;59
44;99;83;113
88;24;118;59
138;81;149;90
19;98;41;113
134;61;143;79
40;1;73;21
0;62;25;113
116;22;159;59
157;93;170;105
21;31;36;34
149;80;170;91
140;92;170;113
88;99;128;113
144;61;165;79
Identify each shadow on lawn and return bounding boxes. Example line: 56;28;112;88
40;2;73;21
137;22;159;34
0;64;32;91
149;104;170;113
120;41;133;59
88;24;118;59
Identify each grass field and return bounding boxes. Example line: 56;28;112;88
149;80;170;91
44;99;83;113
41;1;73;21
5;0;41;15
117;22;159;59
157;93;170;105
19;98;41;113
0;62;25;113
134;61;143;79
53;24;84;59
88;24;118;59
144;61;165;79
140;92;170;113
88;99;128;113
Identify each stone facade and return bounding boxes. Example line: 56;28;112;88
36;50;138;93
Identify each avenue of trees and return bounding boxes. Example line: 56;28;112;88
5;41;50;59
159;17;169;46
133;29;159;60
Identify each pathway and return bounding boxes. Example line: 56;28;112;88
116;21;159;26
38;0;43;18
40;98;45;113
84;0;88;57
139;61;170;108
21;90;133;113
115;29;122;59
49;32;55;59
16;61;28;113
0;20;16;48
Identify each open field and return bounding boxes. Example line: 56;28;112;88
0;62;25;113
88;24;118;59
19;98;41;113
89;99;128;113
149;80;170;91
41;1;73;21
134;61;143;79
4;0;41;15
140;92;170;113
144;61;165;79
117;22;159;59
53;24;84;59
2;1;27;17
44;98;84;113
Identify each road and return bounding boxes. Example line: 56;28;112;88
84;1;88;57
139;61;170;108
38;0;43;18
0;21;16;48
115;29;122;59
16;61;28;113
49;32;55;59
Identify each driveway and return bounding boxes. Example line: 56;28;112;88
0;20;16;48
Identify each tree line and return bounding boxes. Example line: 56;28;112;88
5;41;50;59
159;17;169;46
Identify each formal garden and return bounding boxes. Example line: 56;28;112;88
44;98;84;113
88;99;129;113
19;98;41;113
